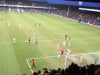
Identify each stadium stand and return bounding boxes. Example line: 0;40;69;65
50;6;100;27
31;62;100;75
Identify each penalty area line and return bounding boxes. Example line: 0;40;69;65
26;55;57;60
26;51;100;73
26;51;100;60
26;59;33;73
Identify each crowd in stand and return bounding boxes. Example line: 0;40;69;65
51;6;100;26
32;62;100;75
0;0;50;13
2;0;48;6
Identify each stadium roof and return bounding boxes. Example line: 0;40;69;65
2;0;100;8
26;0;100;8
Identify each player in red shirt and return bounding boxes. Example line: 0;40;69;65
35;39;38;45
39;23;41;26
61;48;64;55
31;59;36;69
34;23;36;26
1;18;2;21
28;37;30;43
69;36;70;41
65;34;67;40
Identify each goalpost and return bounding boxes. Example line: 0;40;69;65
64;52;100;68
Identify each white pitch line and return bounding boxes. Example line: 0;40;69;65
64;55;67;69
26;51;100;60
0;38;63;45
0;37;100;45
0;36;100;45
26;56;57;60
71;37;100;40
70;51;100;56
0;42;12;44
26;59;33;73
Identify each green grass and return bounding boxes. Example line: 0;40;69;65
0;12;100;75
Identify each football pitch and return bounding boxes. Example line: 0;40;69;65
0;12;100;75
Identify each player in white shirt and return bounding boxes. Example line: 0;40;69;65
66;49;70;59
13;37;16;43
19;25;22;29
32;32;35;38
57;42;60;47
98;57;100;65
8;22;10;26
69;42;71;47
80;54;83;65
68;36;71;47
63;40;66;46
57;50;61;59
57;42;60;49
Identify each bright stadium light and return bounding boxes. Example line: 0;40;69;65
79;8;100;12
